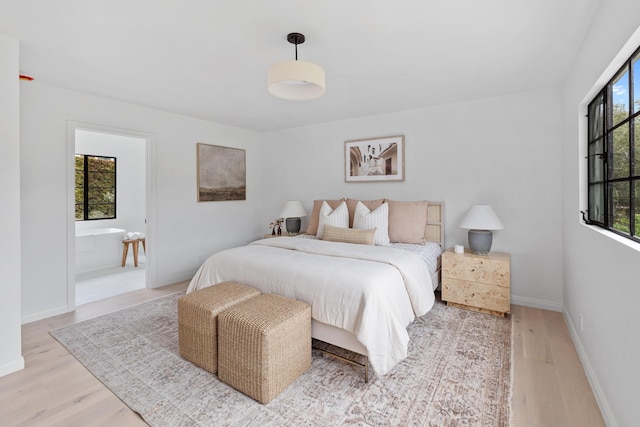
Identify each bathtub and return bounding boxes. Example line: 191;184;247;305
75;227;127;274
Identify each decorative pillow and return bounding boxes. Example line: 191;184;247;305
387;199;429;244
321;224;376;245
346;198;385;228
316;201;349;238
353;201;390;245
306;199;345;235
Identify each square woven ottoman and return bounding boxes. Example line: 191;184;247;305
178;282;261;374
218;293;311;404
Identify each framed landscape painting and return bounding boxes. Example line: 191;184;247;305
345;135;405;182
197;143;246;202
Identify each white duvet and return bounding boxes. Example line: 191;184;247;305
187;237;435;375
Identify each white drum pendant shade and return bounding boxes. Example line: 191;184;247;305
268;60;325;100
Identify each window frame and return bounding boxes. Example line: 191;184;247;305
586;45;640;243
75;154;117;221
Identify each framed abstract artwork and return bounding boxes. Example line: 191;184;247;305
345;135;405;182
196;143;246;201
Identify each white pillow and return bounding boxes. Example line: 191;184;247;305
316;201;349;238
353;201;390;245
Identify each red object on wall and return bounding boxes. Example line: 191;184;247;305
19;74;34;81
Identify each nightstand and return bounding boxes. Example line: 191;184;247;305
263;231;291;238
441;247;510;317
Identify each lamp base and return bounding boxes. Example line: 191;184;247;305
285;217;301;235
468;229;493;255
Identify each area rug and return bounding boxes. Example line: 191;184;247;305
51;292;512;427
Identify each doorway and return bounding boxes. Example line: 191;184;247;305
67;122;155;308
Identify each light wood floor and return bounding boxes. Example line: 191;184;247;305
0;283;606;427
511;304;605;426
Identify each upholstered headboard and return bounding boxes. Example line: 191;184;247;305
305;198;444;249
425;202;444;250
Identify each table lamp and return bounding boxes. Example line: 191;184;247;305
459;205;504;255
280;201;307;235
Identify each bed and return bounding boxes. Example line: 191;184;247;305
187;200;444;378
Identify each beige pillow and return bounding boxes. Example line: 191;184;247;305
322;224;376;245
346;198;385;228
387;200;429;244
306;199;345;235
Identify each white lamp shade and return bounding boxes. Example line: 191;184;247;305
280;200;308;218
459;205;504;230
268;60;326;100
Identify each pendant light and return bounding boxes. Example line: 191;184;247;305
268;32;325;100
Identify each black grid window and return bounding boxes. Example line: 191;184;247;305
586;45;640;243
75;154;117;221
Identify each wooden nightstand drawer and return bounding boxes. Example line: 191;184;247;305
442;278;510;314
442;250;509;287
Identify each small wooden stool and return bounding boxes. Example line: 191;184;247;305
121;238;146;267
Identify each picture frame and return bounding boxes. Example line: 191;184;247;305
345;135;405;182
196;143;246;202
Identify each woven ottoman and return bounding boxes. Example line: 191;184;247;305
178;282;261;374
218;293;311;404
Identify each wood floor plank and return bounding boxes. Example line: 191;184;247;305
519;305;552;363
510;304;605;427
511;321;529;426
543;311;605;427
0;283;605;426
521;358;570;427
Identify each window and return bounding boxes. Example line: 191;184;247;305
586;46;640;242
75;154;116;220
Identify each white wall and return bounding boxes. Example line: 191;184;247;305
75;129;146;235
20;82;263;322
262;88;564;310
562;1;640;426
0;34;24;376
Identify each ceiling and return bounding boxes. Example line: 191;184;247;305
0;0;602;132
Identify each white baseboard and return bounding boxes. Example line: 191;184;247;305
21;305;70;325
562;307;617;427
152;270;193;289
511;295;562;312
0;356;25;377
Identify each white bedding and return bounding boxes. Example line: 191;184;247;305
187;237;435;375
294;233;442;276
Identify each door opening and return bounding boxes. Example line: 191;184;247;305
66;122;154;309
